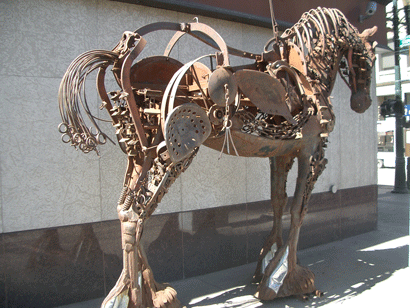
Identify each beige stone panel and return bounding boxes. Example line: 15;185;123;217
0;28;94;80
96;1;180;50
10;0;98;37
240;23;272;57
180;146;247;211
155;177;183;215
0;0;21;32
0;76;101;232
98;144;127;221
245;157;270;203
338;74;377;189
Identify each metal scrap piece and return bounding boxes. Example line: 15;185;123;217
268;246;289;293
208;67;238;106
235;70;296;125
164;103;211;162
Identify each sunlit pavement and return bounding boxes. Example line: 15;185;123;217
58;186;409;308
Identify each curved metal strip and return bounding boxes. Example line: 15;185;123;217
134;22;182;36
120;37;148;147
316;7;331;35
160;55;211;134
164;30;257;60
190;23;230;67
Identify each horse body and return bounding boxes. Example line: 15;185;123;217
58;7;376;308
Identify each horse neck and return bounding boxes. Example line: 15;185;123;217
283;8;361;96
306;47;344;96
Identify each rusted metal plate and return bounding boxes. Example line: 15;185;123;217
288;42;307;76
235;70;296;125
208;67;238;106
164;103;211;162
130;56;184;90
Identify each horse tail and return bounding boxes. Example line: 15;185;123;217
58;50;119;154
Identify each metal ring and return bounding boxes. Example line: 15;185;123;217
97;133;107;144
86;137;97;148
61;133;71;143
58;122;68;134
73;133;83;145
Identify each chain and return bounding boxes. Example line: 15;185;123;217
219;84;239;159
239;108;311;140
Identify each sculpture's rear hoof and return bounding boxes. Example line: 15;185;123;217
150;283;181;308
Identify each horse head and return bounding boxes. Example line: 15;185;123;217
348;26;377;113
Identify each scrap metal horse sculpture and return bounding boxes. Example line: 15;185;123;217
58;7;377;308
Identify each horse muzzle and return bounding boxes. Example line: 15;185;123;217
350;90;371;113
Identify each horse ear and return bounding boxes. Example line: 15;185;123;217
359;26;378;39
359;26;378;63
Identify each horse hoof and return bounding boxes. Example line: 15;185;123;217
152;283;181;308
255;260;316;301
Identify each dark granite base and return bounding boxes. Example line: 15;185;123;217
0;185;377;308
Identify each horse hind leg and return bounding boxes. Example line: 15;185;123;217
102;152;197;308
256;142;327;300
252;155;295;283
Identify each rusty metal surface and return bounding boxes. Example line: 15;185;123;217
235;69;295;124
164;103;211;162
57;7;377;308
208;67;237;106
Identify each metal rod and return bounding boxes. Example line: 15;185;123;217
269;0;279;42
392;0;408;194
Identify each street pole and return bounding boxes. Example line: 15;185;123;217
392;0;409;193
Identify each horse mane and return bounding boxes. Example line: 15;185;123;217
280;7;369;94
282;7;364;56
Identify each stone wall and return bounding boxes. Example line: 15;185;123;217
0;0;377;234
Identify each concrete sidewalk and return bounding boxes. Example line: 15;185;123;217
58;186;409;308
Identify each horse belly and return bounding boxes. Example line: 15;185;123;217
203;129;300;158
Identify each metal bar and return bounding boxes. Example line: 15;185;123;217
392;0;408;194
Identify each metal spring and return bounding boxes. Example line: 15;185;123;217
122;194;134;211
118;186;128;205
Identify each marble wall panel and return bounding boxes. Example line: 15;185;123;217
0;76;102;232
143;213;184;282
180;147;247;211
2;225;107;307
181;203;248;278
245;157;270;203
0;234;5;307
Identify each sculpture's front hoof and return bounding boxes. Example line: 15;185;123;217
256;264;316;300
255;246;316;301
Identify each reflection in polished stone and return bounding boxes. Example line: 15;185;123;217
0;185;377;307
3;224;121;308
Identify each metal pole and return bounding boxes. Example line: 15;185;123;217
392;0;409;193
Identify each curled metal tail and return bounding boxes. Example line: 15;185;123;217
58;50;119;154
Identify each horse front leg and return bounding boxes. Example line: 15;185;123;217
256;142;327;300
252;156;295;283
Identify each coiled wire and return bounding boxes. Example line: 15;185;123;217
58;50;119;153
